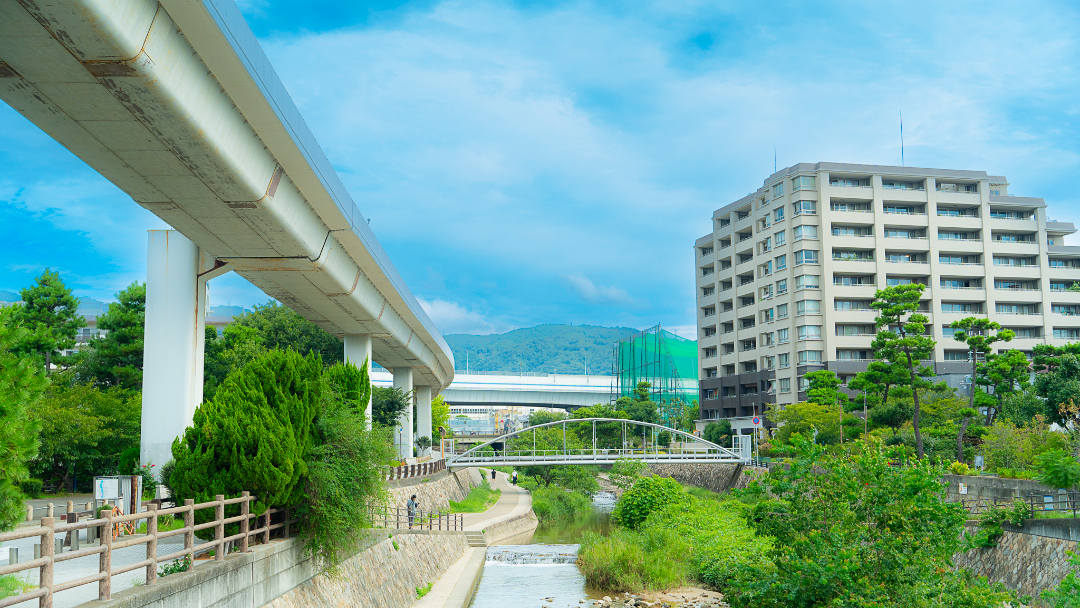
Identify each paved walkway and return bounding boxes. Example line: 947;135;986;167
413;469;532;608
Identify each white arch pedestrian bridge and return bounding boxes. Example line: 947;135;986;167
447;418;750;467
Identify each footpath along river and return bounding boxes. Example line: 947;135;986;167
466;491;616;608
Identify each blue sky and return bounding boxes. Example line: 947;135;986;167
3;0;1080;336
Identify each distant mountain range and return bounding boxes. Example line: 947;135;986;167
445;324;641;375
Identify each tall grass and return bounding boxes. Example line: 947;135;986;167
449;479;500;513
577;527;691;592
529;486;593;521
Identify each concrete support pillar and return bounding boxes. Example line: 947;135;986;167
393;367;414;459
140;231;206;473
415;385;432;456
343;334;373;421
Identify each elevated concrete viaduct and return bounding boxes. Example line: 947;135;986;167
0;0;454;462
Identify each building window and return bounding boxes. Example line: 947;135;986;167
835;300;870;311
997;303;1039;315
792;176;816;191
834;250;873;261
775;254;787;270
759;261;773;277
704;347;717;358
831;201;871;212
836;350;870;360
772;182;785;199
1054;328;1080;339
941;302;978;313
704;367;718;378
774;231;786;247
778;353;791;369
760;285;774;299
795;274;821;290
1011;328;1040;339
943;351;968;361
777;303;789;319
939;230;978;241
834;275;874;286
939;254;980;265
702;285;715;296
760;236;772;253
886;277;923;286
797;350;823;364
1053;305;1080;316
830;178;869;187
993;256;1037;267
778;328;790;344
793;200;817;216
883;205;917;215
774;207;785;222
797;325;822;340
794;225;818;241
759;217;772;231
776;279;788;295
703;326;716;337
779;377;791;392
796;300;821;315
795;250;819;266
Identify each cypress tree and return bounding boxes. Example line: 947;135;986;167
0;307;46;531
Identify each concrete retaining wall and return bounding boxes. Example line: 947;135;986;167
646;463;766;493
943;474;1062;501
955;520;1080;598
481;510;539;546
388;467;483;513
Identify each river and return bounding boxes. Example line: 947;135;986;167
466;491;615;608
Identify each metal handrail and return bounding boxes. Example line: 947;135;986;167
367;506;463;531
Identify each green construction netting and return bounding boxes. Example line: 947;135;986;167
612;325;698;426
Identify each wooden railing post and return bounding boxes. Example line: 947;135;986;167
183;499;194;560
262;501;270;545
40;517;55;608
100;511;113;600
283;507;291;539
146;503;158;585
214;495;225;561
239;491;250;553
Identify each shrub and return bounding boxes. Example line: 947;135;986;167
19;479;43;499
612;476;685;529
170;350;323;522
971;500;1029;547
1042;550;1080;608
577;526;690;592
949;461;973;476
1035;450;1080;490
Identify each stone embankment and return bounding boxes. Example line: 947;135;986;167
646;463;765;493
388;467;484;513
954;519;1080;597
589;589;727;608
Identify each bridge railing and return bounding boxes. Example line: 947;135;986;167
450;447;737;464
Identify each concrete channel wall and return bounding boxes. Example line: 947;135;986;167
81;468;485;608
646;463;767;492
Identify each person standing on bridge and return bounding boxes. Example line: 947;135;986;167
407;495;418;529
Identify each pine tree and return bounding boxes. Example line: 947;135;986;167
0;307;47;531
79;282;145;390
950;317;1013;422
16;269;85;373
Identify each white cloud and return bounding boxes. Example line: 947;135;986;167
417;297;513;335
664;324;697;340
564;273;641;306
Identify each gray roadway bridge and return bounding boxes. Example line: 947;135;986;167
0;0;455;461
446;418;750;467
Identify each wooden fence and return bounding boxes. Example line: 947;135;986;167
384;459;445;481
0;492;296;608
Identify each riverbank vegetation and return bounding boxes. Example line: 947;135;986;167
449;478;500;513
581;438;1026;607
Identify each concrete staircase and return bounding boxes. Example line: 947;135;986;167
464;531;487;547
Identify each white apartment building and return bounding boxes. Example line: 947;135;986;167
695;162;1080;434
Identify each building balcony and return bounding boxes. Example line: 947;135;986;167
828;235;876;248
882;213;929;227
880;189;928;203
936;238;984;253
834;334;876;348
991;265;1041;279
934;190;981;203
936;287;986;301
935;216;983;230
1047;221;1078;235
988;241;1040;255
990;218;1038;232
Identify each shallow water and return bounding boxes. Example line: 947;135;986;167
467;491;615;608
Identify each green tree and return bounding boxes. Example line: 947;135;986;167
767;401;842;445
203;324;268;401
1033;346;1080;426
951;317;1013;420
703;420;732;448
232;302;343;362
570;403;627;449
1035;450;1080;490
29;375;140;490
975;349;1031;424
371;386;410;429
529;409;568;426
77;282;145;390
733;437;1014;607
15;269;85;373
170;350;323;515
998;388;1045;425
616;382;659;424
612;475;685;529
871;284;936;458
0;307;46;531
609;457;648;491
676;399;699;433
431;395;450;440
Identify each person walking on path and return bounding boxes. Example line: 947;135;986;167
491;469;496;482
511;470;518;485
407;495;418;529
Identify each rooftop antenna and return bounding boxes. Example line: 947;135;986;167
900;110;905;167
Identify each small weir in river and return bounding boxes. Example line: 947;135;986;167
467;491;615;608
